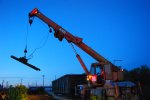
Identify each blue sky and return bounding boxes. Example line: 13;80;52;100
0;0;150;86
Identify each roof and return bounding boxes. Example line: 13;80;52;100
111;81;136;87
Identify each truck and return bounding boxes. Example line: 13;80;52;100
28;8;140;100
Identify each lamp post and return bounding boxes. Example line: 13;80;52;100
42;75;45;87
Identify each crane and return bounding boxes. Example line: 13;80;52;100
9;8;140;100
26;8;141;100
28;8;124;85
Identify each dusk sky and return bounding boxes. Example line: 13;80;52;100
0;0;150;86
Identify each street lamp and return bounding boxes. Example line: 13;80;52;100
42;75;45;87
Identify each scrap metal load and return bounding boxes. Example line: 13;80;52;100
11;55;40;71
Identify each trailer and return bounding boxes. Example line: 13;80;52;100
52;74;87;98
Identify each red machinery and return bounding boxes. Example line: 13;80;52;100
29;8;124;85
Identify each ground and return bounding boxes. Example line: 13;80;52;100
27;95;53;100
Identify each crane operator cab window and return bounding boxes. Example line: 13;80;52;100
90;64;105;85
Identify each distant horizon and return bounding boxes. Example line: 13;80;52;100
0;64;149;86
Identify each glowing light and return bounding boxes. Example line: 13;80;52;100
91;75;97;82
87;75;97;82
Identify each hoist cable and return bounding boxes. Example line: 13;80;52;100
25;20;29;47
25;16;34;47
23;20;30;58
28;31;50;58
25;17;50;59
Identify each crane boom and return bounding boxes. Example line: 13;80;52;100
29;8;110;64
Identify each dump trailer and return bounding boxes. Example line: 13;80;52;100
52;74;87;98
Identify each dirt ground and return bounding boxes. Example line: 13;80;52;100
28;95;53;100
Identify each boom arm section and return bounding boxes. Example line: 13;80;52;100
29;8;111;65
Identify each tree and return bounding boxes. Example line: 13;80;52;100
8;85;28;100
124;65;150;99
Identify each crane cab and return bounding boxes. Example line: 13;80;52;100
89;63;124;86
89;63;105;86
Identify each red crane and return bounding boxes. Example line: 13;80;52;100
29;8;123;84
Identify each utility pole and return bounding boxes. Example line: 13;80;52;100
6;81;8;88
2;80;4;88
20;78;23;85
36;81;37;87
